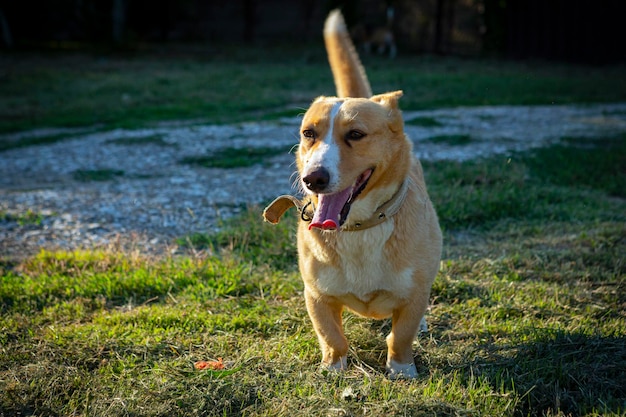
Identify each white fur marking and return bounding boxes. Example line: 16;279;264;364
323;355;347;372
304;102;342;192
386;359;418;380
324;10;347;35
340;235;414;300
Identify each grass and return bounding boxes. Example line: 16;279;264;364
106;134;177;148
1;46;625;134
72;168;125;182
180;146;286;169
0;128;101;152
0;209;45;226
2;135;625;416
426;134;474;146
524;134;626;198
405;116;444;127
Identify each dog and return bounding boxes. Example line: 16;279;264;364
263;9;442;379
351;7;397;58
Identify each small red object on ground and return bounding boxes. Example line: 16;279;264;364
194;358;225;370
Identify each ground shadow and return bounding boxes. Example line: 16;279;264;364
455;330;626;416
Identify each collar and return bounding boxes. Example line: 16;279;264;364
263;179;410;232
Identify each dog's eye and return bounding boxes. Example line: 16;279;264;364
302;129;316;140
346;130;366;141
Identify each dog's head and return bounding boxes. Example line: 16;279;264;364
296;91;412;230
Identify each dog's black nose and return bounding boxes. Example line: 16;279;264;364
303;168;330;193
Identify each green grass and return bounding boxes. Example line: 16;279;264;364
405;116;444;127
523;134;626;198
427;134;474;146
0;209;45;226
180;146;286;169
0;128;101;152
72;168;125;182
106;134;176;147
2;136;624;416
1;47;625;134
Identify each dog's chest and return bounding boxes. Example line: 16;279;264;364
314;223;414;301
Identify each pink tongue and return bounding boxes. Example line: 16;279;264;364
309;187;353;231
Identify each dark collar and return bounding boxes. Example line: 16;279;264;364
263;179;410;232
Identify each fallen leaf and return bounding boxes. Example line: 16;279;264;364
194;358;225;370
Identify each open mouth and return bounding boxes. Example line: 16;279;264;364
309;168;373;230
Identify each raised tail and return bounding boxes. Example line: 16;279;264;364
323;9;372;98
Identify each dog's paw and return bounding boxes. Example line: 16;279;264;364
386;359;418;380
320;355;348;373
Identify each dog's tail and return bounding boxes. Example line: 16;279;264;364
324;9;372;98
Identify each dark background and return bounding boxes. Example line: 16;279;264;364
1;0;625;64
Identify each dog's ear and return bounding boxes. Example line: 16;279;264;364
263;195;303;224
371;90;404;132
370;90;403;109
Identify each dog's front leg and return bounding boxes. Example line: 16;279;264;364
304;289;348;370
385;303;426;379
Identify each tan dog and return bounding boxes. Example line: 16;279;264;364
264;10;441;379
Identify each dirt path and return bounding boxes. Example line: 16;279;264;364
1;102;625;259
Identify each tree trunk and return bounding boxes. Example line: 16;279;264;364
434;0;445;54
112;0;126;43
0;7;13;47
